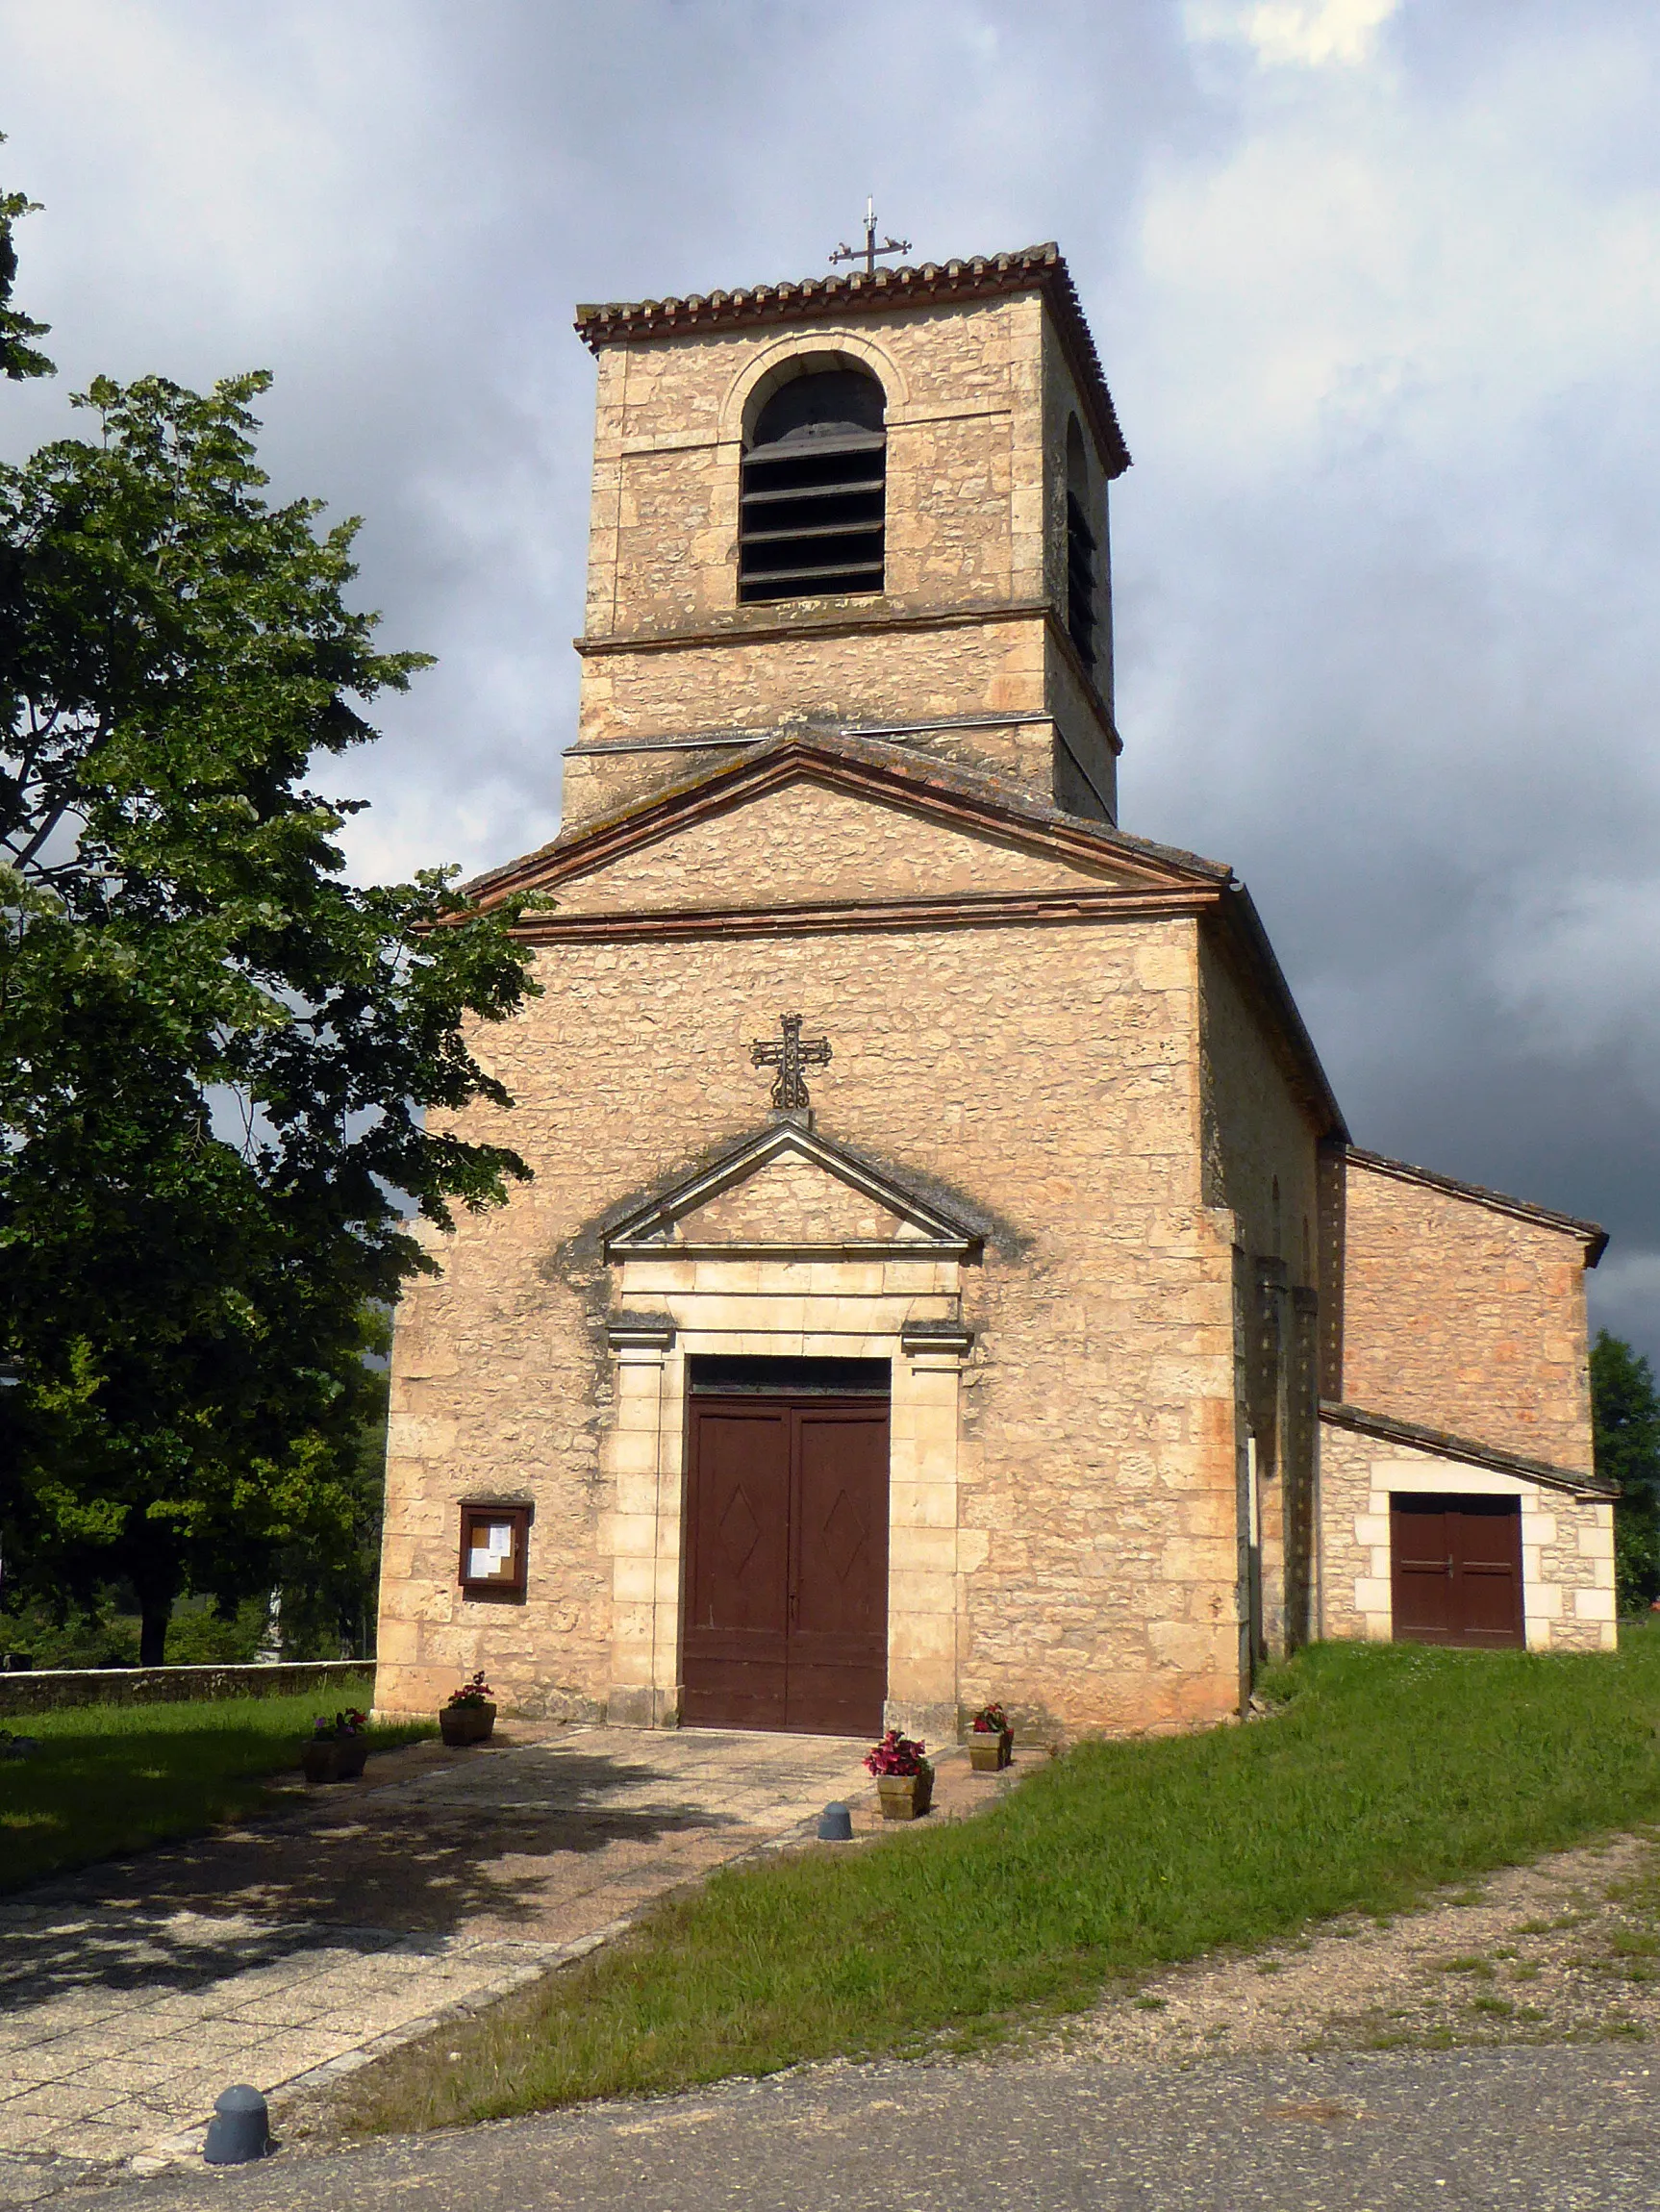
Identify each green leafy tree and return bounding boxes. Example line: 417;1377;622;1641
1;138;54;381
0;369;536;1661
272;1303;392;1660
1591;1329;1660;1613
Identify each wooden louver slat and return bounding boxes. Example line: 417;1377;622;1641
741;473;885;509
739;428;885;605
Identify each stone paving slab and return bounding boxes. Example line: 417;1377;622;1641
0;1722;874;2184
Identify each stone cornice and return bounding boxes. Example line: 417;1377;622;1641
575;594;1051;660
508;886;1220;945
605;1313;677;1353
900;1320;975;1358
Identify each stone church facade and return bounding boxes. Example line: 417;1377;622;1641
374;244;1615;1740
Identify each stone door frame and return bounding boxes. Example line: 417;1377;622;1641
601;1272;974;1737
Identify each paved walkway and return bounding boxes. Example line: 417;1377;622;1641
0;1723;871;2188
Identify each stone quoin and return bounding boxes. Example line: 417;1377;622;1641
372;241;1613;1742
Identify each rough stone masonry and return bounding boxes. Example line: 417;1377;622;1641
373;243;1613;1744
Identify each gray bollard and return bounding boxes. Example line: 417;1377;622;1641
203;2084;270;2165
817;1801;854;1841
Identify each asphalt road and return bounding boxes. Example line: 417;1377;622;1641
63;2042;1660;2212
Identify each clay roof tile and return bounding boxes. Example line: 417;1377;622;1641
572;241;1130;478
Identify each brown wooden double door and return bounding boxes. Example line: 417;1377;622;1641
683;1394;889;1735
1391;1494;1525;1648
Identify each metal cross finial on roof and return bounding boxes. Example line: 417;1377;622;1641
829;198;912;278
750;1013;832;1113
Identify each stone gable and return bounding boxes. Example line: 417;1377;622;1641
1339;1153;1597;1473
664;1156;923;1248
549;772;1142;916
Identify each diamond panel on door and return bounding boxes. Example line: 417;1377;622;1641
820;1489;869;1584
717;1485;763;1574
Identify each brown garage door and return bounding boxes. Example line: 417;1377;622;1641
683;1377;889;1736
1390;1494;1524;1649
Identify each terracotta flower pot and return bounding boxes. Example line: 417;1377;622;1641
875;1767;934;1821
968;1727;1014;1772
301;1736;366;1784
440;1701;496;1747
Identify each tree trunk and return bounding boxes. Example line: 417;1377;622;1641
138;1597;170;1668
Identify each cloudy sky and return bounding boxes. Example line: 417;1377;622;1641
4;0;1657;1363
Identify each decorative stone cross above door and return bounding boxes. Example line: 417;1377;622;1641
750;1012;831;1113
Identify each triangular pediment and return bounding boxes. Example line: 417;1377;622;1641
603;1121;982;1259
550;776;1139;915
468;734;1229;919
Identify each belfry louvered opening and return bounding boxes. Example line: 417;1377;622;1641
1065;415;1097;673
739;366;885;604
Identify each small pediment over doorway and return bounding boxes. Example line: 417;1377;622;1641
602;1121;983;1261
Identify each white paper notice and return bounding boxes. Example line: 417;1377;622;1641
467;1522;515;1580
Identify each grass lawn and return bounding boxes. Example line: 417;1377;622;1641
342;1628;1660;2134
0;1678;432;1891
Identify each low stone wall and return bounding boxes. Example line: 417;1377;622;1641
0;1660;375;1720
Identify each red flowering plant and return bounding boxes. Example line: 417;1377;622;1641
864;1728;930;1777
311;1707;369;1740
969;1702;1009;1734
446;1671;494;1710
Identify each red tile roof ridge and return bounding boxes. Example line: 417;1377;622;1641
574;243;1058;328
573;243;1129;479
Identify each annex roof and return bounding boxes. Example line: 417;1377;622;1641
1320;1400;1616;1500
574;242;1131;480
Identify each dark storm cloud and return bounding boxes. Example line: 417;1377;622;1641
3;0;1656;1356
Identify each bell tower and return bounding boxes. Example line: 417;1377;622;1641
563;242;1129;833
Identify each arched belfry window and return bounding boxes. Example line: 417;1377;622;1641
1065;415;1097;674
739;365;886;604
